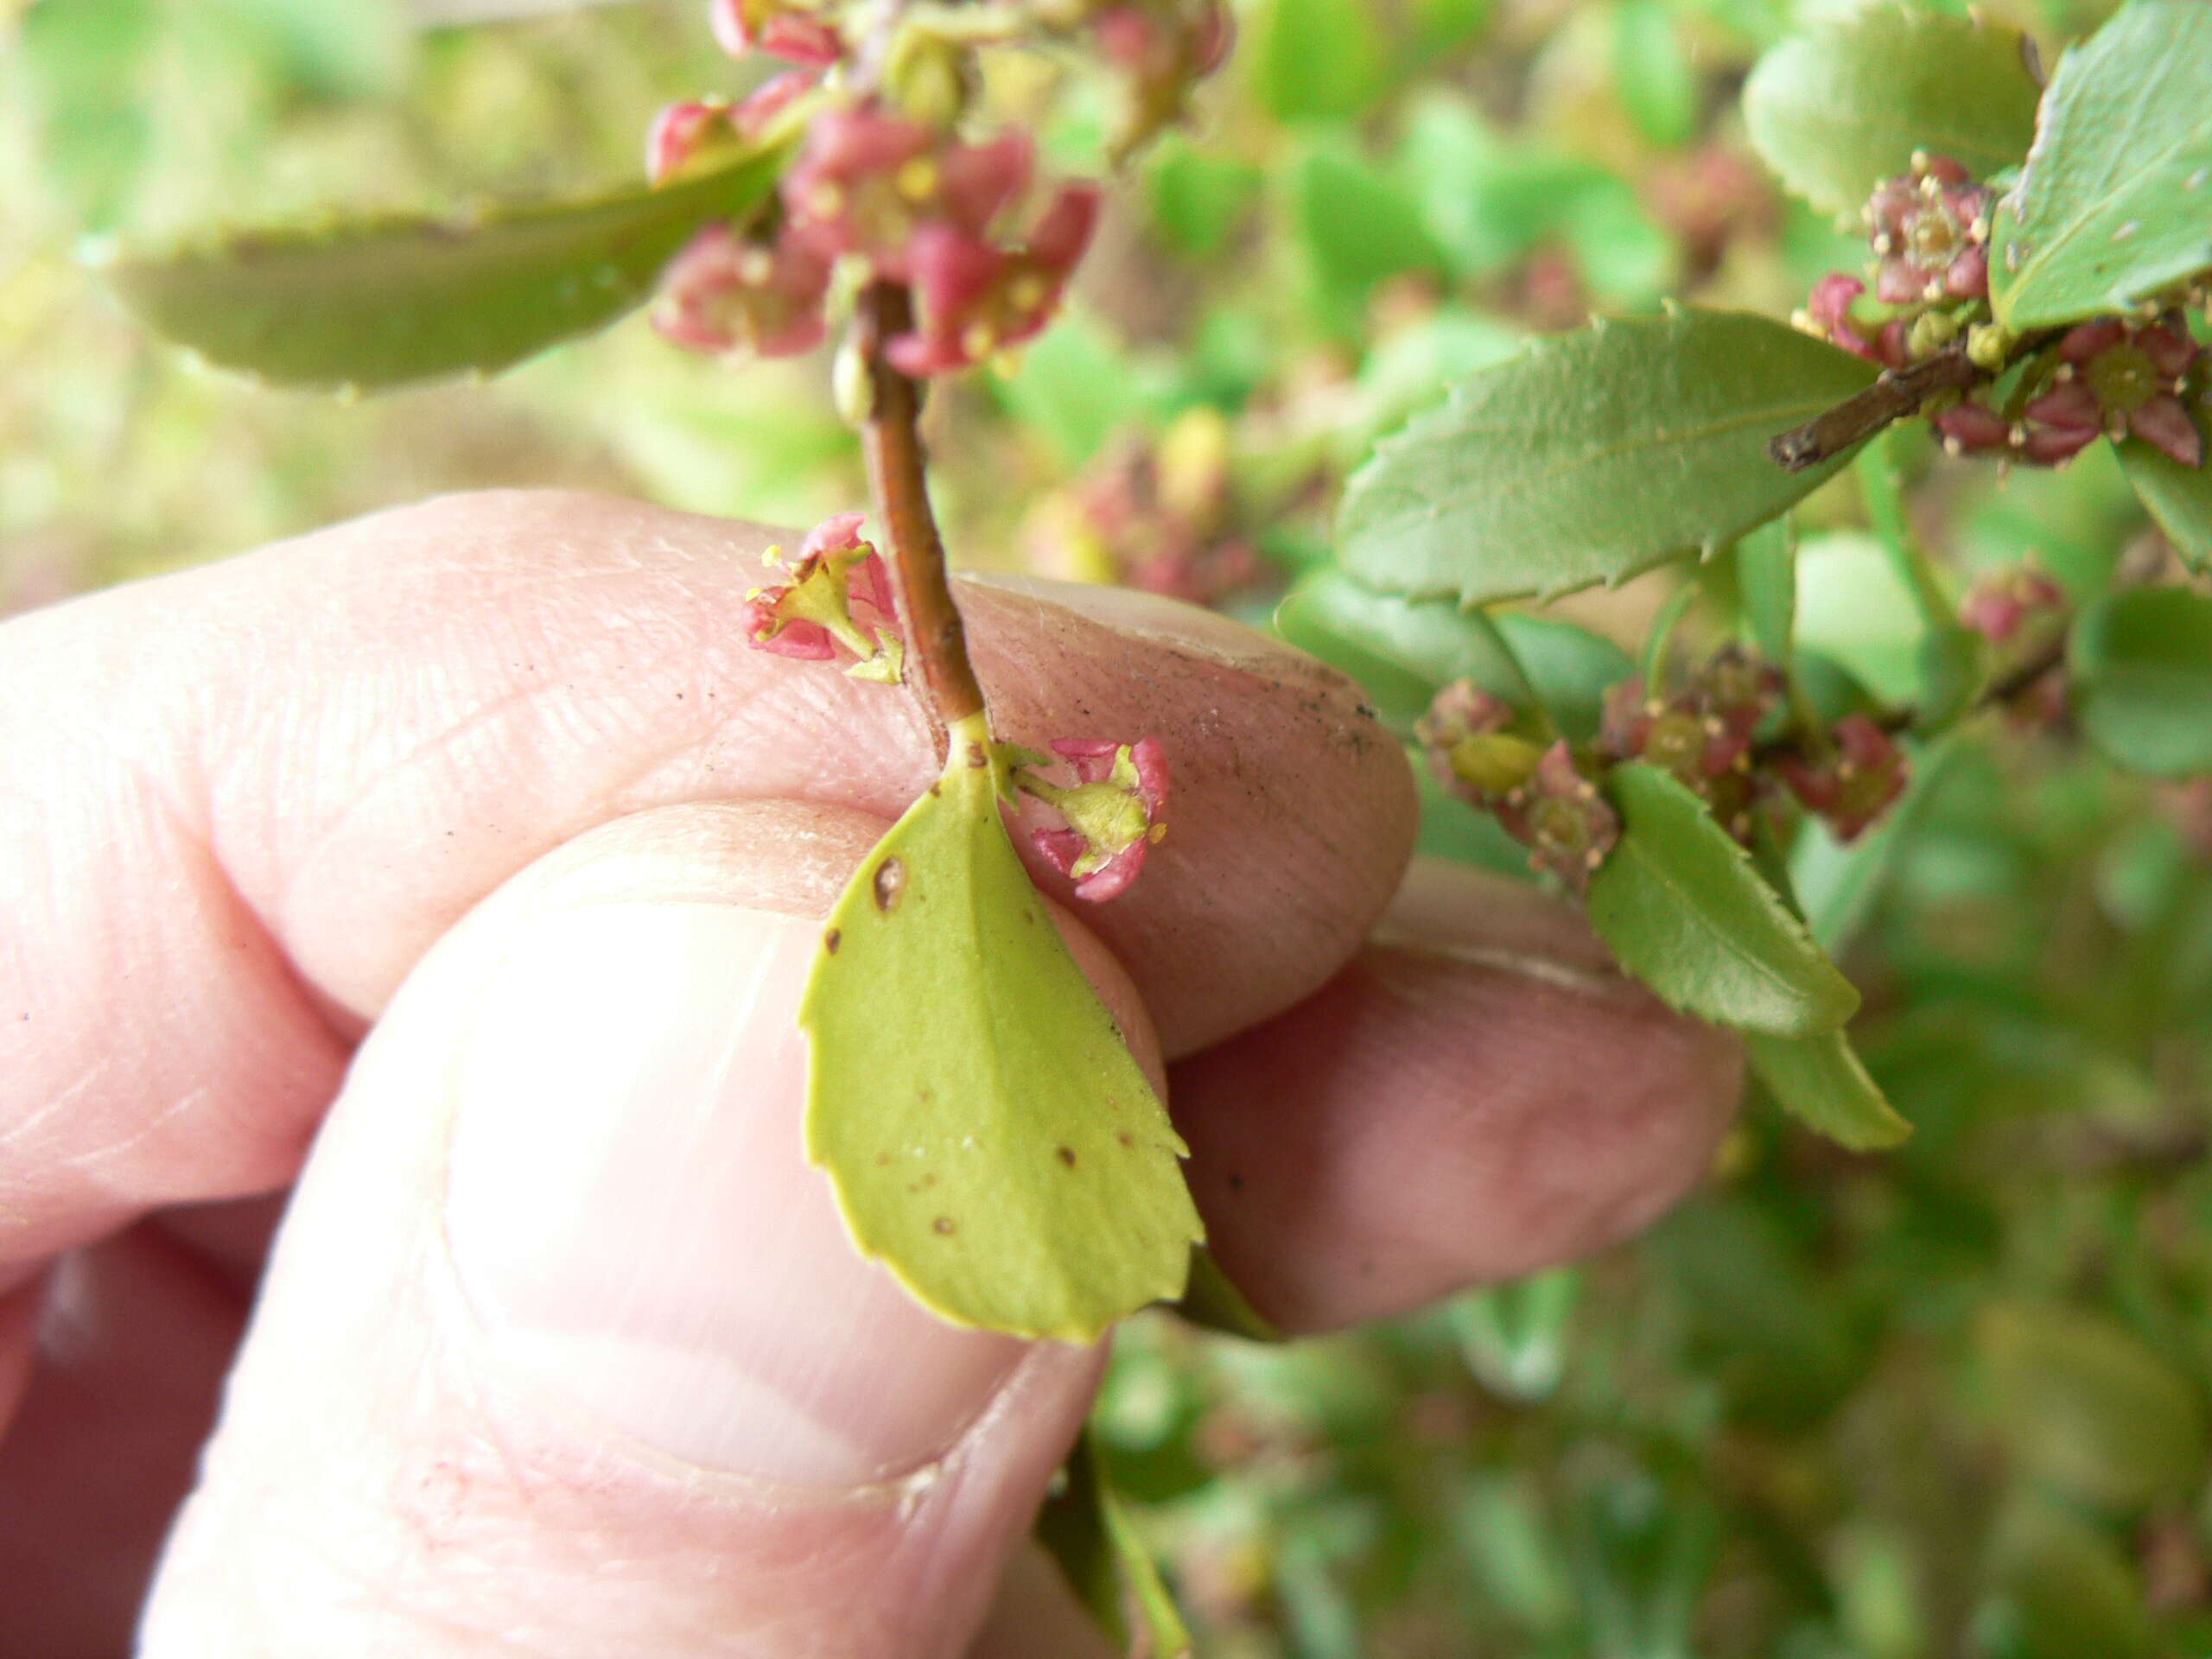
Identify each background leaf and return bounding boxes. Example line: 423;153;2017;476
102;146;786;391
2069;587;2212;778
1589;764;1861;1037
1036;1428;1195;1657
2116;432;2212;574
1734;518;1796;667
1250;0;1388;123
1743;9;2040;215
1992;0;2212;329
1339;308;1878;605
16;0;158;231
802;737;1203;1343
1747;1028;1911;1151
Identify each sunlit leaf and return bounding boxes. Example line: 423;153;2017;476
1339;308;1878;606
802;722;1202;1342
2069;587;2212;777
2116;431;2212;574
1744;9;2039;215
1992;0;2212;328
1747;1027;1911;1150
1036;1428;1193;1658
1588;763;1860;1037
1250;0;1387;121
101;145;787;391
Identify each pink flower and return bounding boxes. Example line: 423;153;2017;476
710;0;842;65
1596;650;1777;836
2023;316;2205;469
779;105;942;272
651;222;832;359
1491;741;1621;893
1933;399;2013;456
887;184;1100;375
1775;715;1908;842
731;68;817;139
1866;157;1992;305
1014;736;1170;902
1961;565;2069;647
736;512;904;680
645;99;736;186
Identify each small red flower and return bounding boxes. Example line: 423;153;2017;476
2024;316;2205;469
651;222;833;359
731;68;818;139
1493;741;1621;893
887;184;1100;375
1866;156;1991;305
709;0;843;65
1775;715;1908;842
1014;737;1170;901
737;512;905;681
1960;565;2069;647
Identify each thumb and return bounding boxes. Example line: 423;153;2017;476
141;801;1134;1658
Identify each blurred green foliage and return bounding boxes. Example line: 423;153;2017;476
10;0;2212;1653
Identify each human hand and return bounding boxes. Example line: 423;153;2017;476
0;491;1739;1656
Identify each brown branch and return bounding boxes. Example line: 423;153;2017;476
1768;347;1986;473
855;281;986;733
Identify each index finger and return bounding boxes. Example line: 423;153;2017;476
0;489;1415;1267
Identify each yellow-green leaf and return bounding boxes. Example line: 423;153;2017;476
100;144;788;391
801;718;1202;1343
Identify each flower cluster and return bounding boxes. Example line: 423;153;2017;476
1960;563;2070;728
1934;315;2204;469
739;512;906;682
647;0;1228;375
1417;683;1620;892
1796;155;1993;372
1772;715;1910;843
1599;646;1783;841
1024;408;1270;608
1010;737;1170;901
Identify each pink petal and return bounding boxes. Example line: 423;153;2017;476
753;619;837;659
938;131;1033;235
1049;738;1123;784
1944;241;1989;298
1071;843;1146;903
1920;155;1970;185
2059;318;2126;364
2021;423;2100;466
1874;257;1924;305
645;100;729;185
2141;324;2202;379
1031;827;1088;878
885;329;973;377
1935;401;2012;451
2131;396;2205;468
758;11;842;64
733;68;816;138
907;222;1007;319
1128;734;1170;814
801;511;868;560
709;0;755;56
2025;383;2101;430
1029;183;1102;272
848;552;895;618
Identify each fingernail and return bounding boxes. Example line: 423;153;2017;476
442;901;1028;1484
1377;857;1629;990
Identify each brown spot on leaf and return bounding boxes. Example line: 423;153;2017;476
1056;1146;1077;1167
872;856;906;912
966;741;987;768
1117;1132;1135;1148
823;927;842;955
932;1216;957;1236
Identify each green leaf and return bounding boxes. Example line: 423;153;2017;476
1736;517;1797;665
2117;432;2212;573
801;722;1203;1343
991;310;1151;468
18;0;158;230
1980;1303;2209;1511
100;145;788;391
2069;587;2212;777
1250;0;1388;122
1747;1027;1911;1150
1274;568;1533;728
1339;308;1879;606
1174;1247;1284;1341
1035;1428;1193;1658
1992;0;2212;328
1613;0;1699;150
1588;763;1860;1036
1494;613;1637;744
1146;136;1262;259
1293;140;1446;329
1743;8;2041;215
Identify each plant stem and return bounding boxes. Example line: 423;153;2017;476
1768;347;1985;473
856;280;987;735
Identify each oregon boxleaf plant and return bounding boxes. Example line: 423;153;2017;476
99;0;2212;1647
